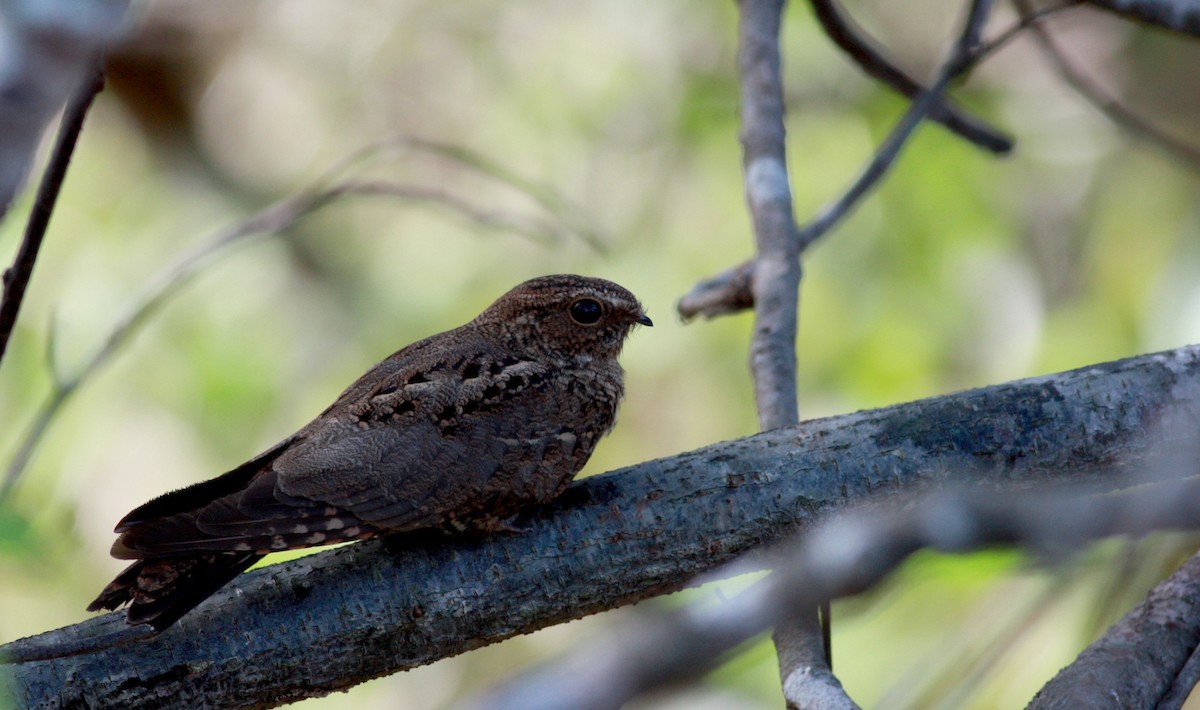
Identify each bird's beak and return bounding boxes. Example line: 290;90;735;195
636;312;653;327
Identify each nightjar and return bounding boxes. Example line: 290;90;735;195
89;274;650;631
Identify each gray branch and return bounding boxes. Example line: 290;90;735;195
1028;550;1200;709
464;474;1200;710
4;345;1200;708
735;0;837;697
737;0;802;433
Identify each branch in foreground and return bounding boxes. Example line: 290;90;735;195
3;345;1199;708
1028;547;1200;708
0;68;104;367
807;0;1013;154
466;476;1200;710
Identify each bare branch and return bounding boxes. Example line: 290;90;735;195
735;0;833;692
0;68;104;366
775;614;861;710
1016;0;1200;170
806;0;1014;154
798;0;996;250
1028;548;1200;708
0;1;130;218
5;344;1198;707
737;0;802;431
1158;635;1200;709
683;0;1005;321
677;262;755;321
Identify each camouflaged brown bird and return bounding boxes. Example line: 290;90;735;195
89;275;650;631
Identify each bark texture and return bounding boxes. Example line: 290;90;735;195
4;345;1200;709
1027;551;1200;709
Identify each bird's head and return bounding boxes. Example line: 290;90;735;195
476;275;651;363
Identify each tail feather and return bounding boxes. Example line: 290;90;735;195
88;552;263;631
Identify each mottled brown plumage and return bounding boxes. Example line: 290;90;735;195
88;275;650;631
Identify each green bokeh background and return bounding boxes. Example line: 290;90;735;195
3;1;1200;707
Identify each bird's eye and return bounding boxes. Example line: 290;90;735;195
569;298;603;325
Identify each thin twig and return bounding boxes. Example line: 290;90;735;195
1015;0;1200;170
677;262;755;321
806;0;1013;154
319;135;607;250
679;0;1011;321
966;0;1084;70
798;0;996;250
0;177;585;500
0;67;104;366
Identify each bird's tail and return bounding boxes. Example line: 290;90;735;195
88;552;263;632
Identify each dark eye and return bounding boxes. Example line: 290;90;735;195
569;298;603;325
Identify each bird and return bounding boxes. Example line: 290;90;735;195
88;274;651;632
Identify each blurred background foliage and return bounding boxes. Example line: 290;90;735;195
2;0;1200;707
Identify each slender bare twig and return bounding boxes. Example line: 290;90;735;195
806;0;1013;154
318;135;607;250
775;613;861;710
799;0;996;250
0;176;587;500
463;473;1200;710
966;0;1084;70
1015;0;1200;170
679;0;1009;321
0;67;104;366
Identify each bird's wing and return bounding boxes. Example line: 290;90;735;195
112;348;604;557
273;353;589;530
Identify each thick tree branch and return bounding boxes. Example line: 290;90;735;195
4;345;1200;708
